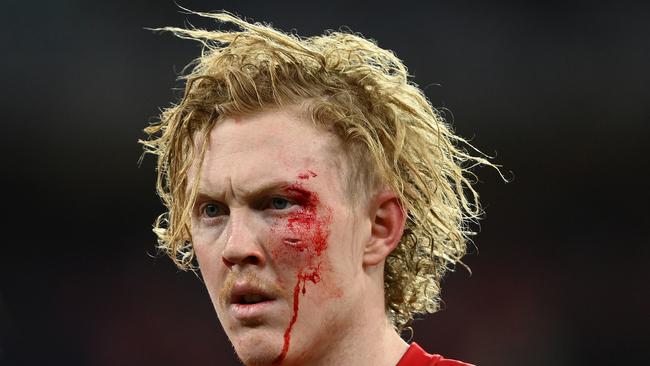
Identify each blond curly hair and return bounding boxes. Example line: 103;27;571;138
140;10;498;332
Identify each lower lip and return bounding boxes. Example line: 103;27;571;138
229;300;276;319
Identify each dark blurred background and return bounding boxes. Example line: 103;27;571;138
1;0;648;365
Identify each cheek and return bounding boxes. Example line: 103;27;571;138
268;188;331;262
193;244;223;307
268;215;322;269
192;231;213;271
192;229;228;290
268;205;344;300
270;210;328;258
193;242;211;270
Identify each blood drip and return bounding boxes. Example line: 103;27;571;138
272;268;321;365
272;172;330;365
272;277;302;366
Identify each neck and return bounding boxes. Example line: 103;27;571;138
288;268;409;366
323;315;409;366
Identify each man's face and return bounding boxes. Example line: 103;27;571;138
190;107;370;365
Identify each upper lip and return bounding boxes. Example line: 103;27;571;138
229;282;276;305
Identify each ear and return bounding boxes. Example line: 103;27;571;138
363;190;406;267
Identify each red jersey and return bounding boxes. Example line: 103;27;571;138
396;343;474;366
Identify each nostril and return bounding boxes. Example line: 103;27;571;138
222;257;235;268
243;255;260;266
222;255;261;268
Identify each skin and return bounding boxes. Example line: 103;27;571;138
190;106;408;366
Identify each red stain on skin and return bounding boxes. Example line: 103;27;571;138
271;171;331;365
297;170;318;180
284;185;329;256
273;277;301;366
272;267;322;366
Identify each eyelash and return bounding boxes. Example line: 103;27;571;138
197;196;296;221
268;196;294;210
199;202;229;221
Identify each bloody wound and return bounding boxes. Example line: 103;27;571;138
272;172;330;365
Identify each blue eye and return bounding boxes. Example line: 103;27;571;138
203;203;227;217
271;197;291;210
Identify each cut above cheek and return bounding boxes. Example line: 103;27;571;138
269;219;329;266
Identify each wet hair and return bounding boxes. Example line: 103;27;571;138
140;10;500;332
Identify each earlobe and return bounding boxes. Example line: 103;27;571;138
363;191;406;267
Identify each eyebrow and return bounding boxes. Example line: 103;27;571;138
196;178;298;204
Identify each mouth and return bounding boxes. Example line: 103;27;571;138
228;284;278;320
232;293;274;305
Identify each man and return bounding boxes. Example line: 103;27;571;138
141;10;495;366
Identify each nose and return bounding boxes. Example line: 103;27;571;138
221;209;266;269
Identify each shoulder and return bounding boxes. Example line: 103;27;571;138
396;343;475;366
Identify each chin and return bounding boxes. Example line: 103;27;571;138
230;328;284;366
236;353;279;366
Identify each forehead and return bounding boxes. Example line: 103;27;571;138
193;107;348;197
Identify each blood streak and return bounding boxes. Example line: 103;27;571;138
273;277;301;366
272;172;331;365
272;268;322;366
